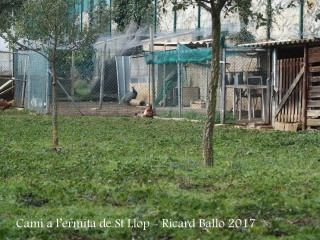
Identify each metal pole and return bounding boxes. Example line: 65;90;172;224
80;0;84;32
45;57;50;114
99;42;106;110
206;43;209;110
109;0;112;37
299;0;304;39
148;65;151;105
266;0;272;40
21;57;28;107
197;3;201;40
173;0;177;33
272;48;278;126
178;62;181;117
266;49;271;124
150;26;156;114
220;47;226;124
71;51;75;96
154;0;157;34
163;44;166;107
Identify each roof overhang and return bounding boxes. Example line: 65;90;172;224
238;37;320;48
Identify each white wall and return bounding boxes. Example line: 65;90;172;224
0;37;9;51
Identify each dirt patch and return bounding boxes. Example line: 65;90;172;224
56;101;146;116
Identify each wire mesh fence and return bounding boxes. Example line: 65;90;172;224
2;31;272;122
52;44;218;119
6;39;219;120
223;47;269;123
0;51;12;77
2;41;272;123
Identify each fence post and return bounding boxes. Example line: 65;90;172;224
21;57;28;108
163;44;166;107
206;43;209;110
150;26;156;114
302;45;307;130
71;51;75;96
220;47;226;124
272;48;278;126
178;62;181;117
99;42;106;110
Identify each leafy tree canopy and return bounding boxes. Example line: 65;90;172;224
0;0;24;31
112;0;154;32
0;0;23;15
1;0;110;61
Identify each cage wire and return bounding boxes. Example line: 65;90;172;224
6;26;306;120
223;46;269;122
45;28;218;118
0;51;50;113
0;51;14;103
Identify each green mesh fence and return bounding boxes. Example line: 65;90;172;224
143;44;211;64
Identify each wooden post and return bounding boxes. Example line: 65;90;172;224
302;45;308;130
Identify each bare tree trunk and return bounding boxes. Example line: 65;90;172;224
202;16;222;166
52;61;59;147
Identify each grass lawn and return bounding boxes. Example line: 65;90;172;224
0;110;319;239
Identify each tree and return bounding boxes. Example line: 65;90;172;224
0;0;110;150
160;0;252;166
0;0;23;15
163;0;317;166
112;0;154;32
0;0;23;32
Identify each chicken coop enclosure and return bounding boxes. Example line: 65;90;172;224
6;30;227;120
221;47;270;124
0;51;49;113
4;31;273;125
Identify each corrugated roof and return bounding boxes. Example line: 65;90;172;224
154;39;212;48
238;38;320;48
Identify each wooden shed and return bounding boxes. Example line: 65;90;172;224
240;38;320;130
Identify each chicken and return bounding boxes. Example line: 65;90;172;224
135;104;154;118
120;87;137;105
143;104;153;118
0;99;13;111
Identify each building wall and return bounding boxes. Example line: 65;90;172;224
0;39;12;77
0;38;9;51
158;0;320;42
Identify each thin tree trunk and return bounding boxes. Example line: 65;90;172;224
202;15;221;166
52;61;59;147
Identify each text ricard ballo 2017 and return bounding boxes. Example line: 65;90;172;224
16;218;256;230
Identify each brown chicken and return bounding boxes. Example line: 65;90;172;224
0;99;13;111
143;104;154;118
135;104;154;118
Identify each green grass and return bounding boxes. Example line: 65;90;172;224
0;109;319;239
157;110;235;123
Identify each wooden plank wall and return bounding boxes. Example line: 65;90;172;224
307;47;320;127
277;58;304;123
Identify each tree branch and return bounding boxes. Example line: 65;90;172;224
215;0;228;13
195;0;212;13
